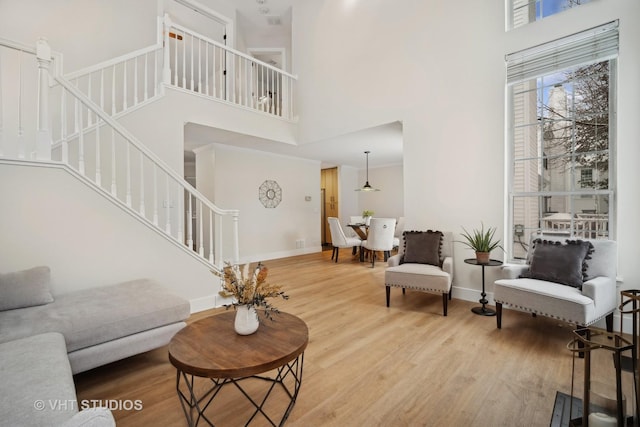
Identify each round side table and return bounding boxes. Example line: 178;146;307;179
464;258;503;316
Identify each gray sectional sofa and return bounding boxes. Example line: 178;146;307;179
0;266;191;426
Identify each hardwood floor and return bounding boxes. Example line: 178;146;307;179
74;251;624;426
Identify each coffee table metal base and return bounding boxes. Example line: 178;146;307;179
175;353;304;427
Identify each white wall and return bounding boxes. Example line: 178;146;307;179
338;165;358;225
356;164;404;221
209;144;321;262
0;0;158;73
292;0;640;308
0;162;221;312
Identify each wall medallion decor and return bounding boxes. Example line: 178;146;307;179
259;180;282;208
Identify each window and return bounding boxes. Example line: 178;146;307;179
580;168;593;188
506;21;618;261
508;0;593;30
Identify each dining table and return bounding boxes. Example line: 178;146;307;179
347;223;368;240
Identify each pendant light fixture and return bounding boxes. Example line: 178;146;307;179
355;151;380;192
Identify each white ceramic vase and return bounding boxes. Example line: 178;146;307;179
234;305;259;335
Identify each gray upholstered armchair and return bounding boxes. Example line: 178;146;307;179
493;235;617;331
385;231;454;316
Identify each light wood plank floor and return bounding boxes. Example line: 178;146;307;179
74;250;625;426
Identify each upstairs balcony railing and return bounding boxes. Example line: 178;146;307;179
162;14;297;120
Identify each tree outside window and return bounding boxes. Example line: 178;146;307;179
509;60;613;260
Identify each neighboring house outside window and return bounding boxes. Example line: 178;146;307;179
580;168;594;189
508;0;593;30
506;22;618;261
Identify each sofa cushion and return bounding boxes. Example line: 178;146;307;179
522;239;594;289
61;407;115;427
0;332;78;425
0;266;54;311
0;278;190;351
401;230;442;266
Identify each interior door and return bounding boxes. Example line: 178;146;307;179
320;189;326;245
321;168;339;245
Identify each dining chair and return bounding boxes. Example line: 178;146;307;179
393;216;405;249
361;218;397;267
327;217;362;263
347;216;365;238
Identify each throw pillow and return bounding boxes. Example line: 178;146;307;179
401;230;443;266
0;266;54;311
523;239;594;289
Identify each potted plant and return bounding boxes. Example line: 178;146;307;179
458;223;503;264
215;262;289;335
362;210;374;225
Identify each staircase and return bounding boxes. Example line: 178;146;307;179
0;15;298;274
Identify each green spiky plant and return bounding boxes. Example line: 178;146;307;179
458;223;503;253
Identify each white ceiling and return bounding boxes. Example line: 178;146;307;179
234;0;293;48
184;121;404;169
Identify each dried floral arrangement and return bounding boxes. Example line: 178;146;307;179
215;261;288;320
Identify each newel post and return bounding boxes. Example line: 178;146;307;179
162;14;172;86
35;38;52;160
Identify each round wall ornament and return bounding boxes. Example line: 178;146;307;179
258;180;282;208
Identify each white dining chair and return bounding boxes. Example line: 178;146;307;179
347;216;365;238
361;218;397;268
327;217;362;263
393;216;405;249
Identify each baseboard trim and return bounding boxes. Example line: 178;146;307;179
189;294;218;313
238;246;323;264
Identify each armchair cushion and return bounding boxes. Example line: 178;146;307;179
494;277;595;323
520;239;594;289
401;230;442;266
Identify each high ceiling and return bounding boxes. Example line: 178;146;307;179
181;0;403;169
234;0;292;45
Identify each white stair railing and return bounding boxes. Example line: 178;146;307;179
0;37;240;269
50;75;240;268
162;14;297;120
62;43;164;131
0;37;44;160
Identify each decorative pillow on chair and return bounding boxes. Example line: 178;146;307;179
401;230;443;266
522;239;594;289
0;266;54;311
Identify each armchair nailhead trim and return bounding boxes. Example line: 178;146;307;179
385;283;447;294
494;300;613;326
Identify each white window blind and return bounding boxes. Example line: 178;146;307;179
506;20;618;84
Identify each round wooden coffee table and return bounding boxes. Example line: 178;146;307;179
168;311;308;427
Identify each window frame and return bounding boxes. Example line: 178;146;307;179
505;23;618;261
507;0;594;30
